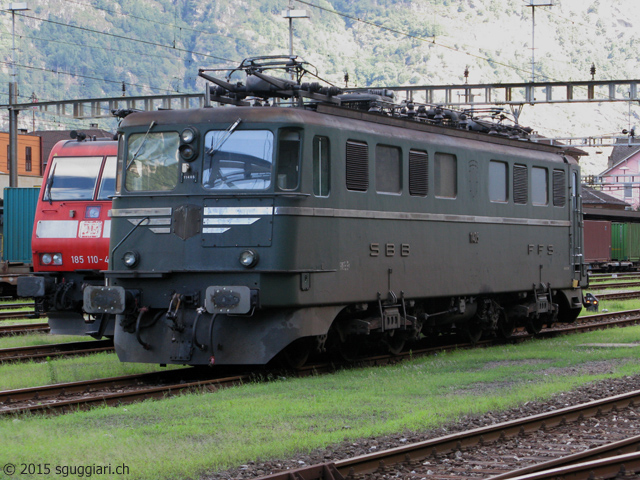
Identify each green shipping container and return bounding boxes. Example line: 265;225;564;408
2;187;39;263
629;223;640;261
611;223;626;261
611;222;640;262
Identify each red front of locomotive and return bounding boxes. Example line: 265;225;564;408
17;136;118;337
32;139;116;273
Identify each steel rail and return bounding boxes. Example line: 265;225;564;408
250;390;640;480
0;310;38;321
0;368;250;415
584;281;640;290
0;302;35;310
489;435;640;479
501;451;640;480
1;308;639;415
0;323;49;336
588;290;640;301
0;339;114;363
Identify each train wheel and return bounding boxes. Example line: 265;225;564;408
525;315;544;335
462;320;483;344
280;340;310;369
558;306;581;324
497;310;515;339
329;333;361;363
384;331;405;355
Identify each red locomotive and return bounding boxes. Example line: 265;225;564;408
17;132;117;337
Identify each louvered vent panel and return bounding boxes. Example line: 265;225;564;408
409;150;428;196
346;141;369;191
513;164;528;204
553;170;566;207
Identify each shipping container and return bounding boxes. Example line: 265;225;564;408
584;220;611;263
611;223;627;261
628;223;640;261
2;187;39;264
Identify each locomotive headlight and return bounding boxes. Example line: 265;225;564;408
41;253;52;265
52;253;63;265
122;251;140;268
179;144;196;161
181;128;196;143
239;250;259;268
179;127;199;162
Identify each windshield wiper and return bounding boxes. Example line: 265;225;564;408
44;162;57;205
126;120;156;170
206;118;242;157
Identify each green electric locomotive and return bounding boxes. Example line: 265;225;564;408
85;57;586;366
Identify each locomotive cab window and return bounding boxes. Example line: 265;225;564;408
434;152;457;199
489;160;508;202
376;145;402;194
277;129;300;190
43;156;103;201
115;133;124;195
125;132;179;192
313;136;330;197
97;156;118;200
203;129;273;190
532;167;548;206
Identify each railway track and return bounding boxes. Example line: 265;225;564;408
586;290;640;301
0;339;114;363
250;390;640;480
0;302;35;310
1;309;640;417
0;322;49;337
0;309;39;321
584;280;640;290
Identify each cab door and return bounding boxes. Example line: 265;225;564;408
569;166;585;283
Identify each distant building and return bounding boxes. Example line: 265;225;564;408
0;131;44;195
594;140;640;209
582;185;629;210
0;128;114;201
26;129;114;173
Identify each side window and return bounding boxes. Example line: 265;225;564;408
375;145;401;194
489;160;508;202
346;140;368;192
434;152;457;199
25;146;32;172
532;167;548;206
313;136;330;197
98;156;118;200
552;169;566;207
277;129;300;190
513;164;528;205
409;150;428;197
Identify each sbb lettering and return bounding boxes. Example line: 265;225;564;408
370;243;410;257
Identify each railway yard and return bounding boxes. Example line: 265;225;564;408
0;275;639;479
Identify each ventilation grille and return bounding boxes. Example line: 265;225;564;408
553;170;566;207
409;150;428;196
513;164;528;205
346;141;369;191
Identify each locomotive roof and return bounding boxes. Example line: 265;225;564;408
113;56;585;163
119;104;579;164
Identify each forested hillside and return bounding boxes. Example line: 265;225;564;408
2;0;640;172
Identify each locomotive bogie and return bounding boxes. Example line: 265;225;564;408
85;91;585;366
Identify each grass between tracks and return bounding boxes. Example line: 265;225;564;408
0;326;639;480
